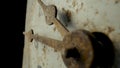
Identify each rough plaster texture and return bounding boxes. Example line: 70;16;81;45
22;0;120;68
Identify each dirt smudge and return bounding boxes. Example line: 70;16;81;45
95;9;99;15
104;26;115;35
115;0;120;4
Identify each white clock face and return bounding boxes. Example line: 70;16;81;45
23;0;120;68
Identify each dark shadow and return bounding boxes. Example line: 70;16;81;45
58;9;71;26
65;47;81;62
30;29;34;42
89;32;115;68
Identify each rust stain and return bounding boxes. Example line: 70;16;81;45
72;0;76;7
104;26;115;35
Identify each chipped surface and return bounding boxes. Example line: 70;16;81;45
23;0;120;68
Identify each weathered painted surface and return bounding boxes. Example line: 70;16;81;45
22;0;120;68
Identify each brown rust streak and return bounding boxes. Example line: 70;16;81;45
38;0;70;37
32;34;63;51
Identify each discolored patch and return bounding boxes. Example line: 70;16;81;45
66;10;71;22
42;45;46;57
62;8;72;23
95;9;99;15
53;27;56;32
38;65;42;68
105;26;115;35
80;2;84;10
115;0;119;4
72;1;77;7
